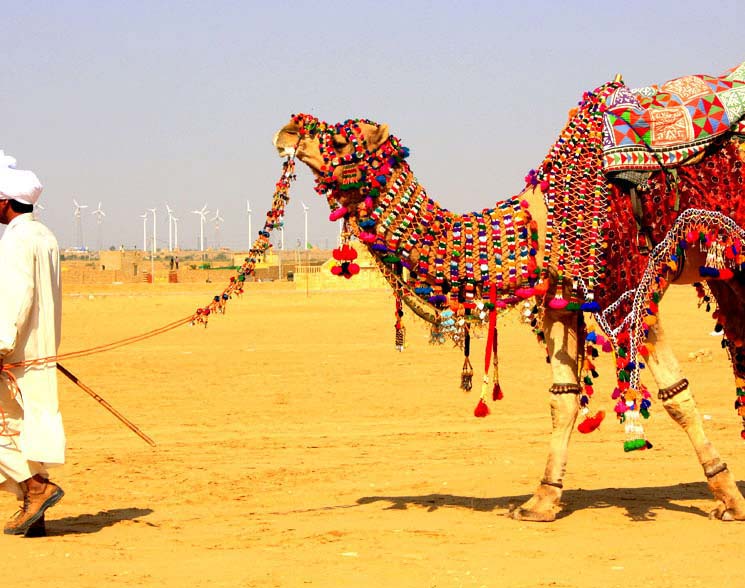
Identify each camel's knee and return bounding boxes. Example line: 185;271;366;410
549;386;580;427
660;381;698;427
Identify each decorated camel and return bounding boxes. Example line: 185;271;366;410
273;62;745;521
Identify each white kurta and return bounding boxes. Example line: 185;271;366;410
0;213;65;473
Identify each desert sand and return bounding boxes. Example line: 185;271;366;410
2;278;743;587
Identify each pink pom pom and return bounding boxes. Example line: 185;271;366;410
539;180;549;191
515;287;535;298
548;297;569;309
614;401;627;414
329;207;348;222
602;340;613;353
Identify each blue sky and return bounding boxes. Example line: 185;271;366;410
3;0;743;250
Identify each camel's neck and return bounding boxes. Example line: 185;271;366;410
331;159;544;317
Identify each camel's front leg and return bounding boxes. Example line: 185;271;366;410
645;322;745;520
511;309;579;522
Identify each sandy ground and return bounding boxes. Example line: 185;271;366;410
2;279;744;587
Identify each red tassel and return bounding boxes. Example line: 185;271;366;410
492;382;503;401
474;398;490;417
577;410;605;434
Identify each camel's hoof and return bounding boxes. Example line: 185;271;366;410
509;507;556;522
708;504;738;521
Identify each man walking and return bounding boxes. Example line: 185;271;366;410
0;151;65;536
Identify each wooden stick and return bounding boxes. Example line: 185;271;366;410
56;363;156;447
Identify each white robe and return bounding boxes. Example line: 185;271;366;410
0;213;65;470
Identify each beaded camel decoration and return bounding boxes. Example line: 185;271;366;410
273;62;745;521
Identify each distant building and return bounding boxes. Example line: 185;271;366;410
98;249;145;277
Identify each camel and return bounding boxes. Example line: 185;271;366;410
273;63;745;521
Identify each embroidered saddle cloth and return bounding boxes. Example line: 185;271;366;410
602;62;745;174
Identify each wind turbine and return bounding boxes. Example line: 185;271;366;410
211;208;224;249
147;207;157;282
191;204;209;251
165;203;175;252
140;212;148;251
301;202;310;295
301;202;309;250
172;216;180;250
246;200;252;248
73;199;88;250
92;202;105;251
147;207;157;255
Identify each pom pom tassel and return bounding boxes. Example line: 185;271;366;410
623;409;653;452
474;377;491;417
395;326;405;352
474;397;490;417
394;295;405;352
578;410;605;434
461;357;473;391
461;325;473;391
486;282;502;401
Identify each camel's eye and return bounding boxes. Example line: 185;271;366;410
332;134;348;148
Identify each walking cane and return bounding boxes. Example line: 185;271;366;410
56;363;156;447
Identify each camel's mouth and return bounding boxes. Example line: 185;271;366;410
273;131;296;158
276;145;295;158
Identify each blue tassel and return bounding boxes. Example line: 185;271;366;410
699;266;720;278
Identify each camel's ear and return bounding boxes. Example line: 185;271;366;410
366;123;389;152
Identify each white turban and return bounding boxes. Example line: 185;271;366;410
0;150;43;206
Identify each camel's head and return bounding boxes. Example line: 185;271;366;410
274;114;409;213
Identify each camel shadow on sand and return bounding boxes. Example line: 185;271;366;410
45;507;155;536
357;482;745;521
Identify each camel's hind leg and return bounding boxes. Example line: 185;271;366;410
645;314;745;520
511;309;580;522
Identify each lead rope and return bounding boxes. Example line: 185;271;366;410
0;159;298;432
